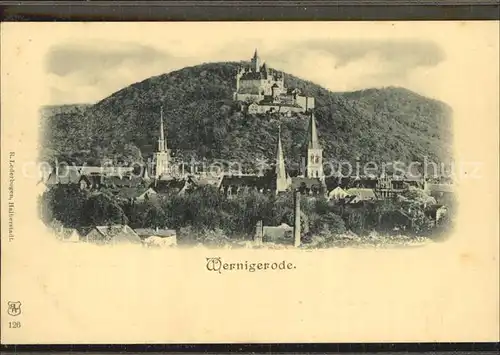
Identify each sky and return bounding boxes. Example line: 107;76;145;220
38;22;497;106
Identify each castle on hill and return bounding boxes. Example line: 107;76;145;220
233;49;315;116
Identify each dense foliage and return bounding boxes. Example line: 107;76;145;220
40;62;453;169
39;185;447;246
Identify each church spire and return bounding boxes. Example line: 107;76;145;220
307;111;320;150
276;124;286;180
158;106;166;152
251;48;261;73
154;106;170;179
275;124;290;193
305;111;324;179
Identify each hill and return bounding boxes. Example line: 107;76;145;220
40;62;453;170
40;103;92;119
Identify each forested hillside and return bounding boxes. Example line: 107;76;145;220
40;62;453;168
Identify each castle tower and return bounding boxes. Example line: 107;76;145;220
154;107;170;179
275;125;291;193
305;112;324;179
251;48;261;73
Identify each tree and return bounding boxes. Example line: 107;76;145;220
407;208;435;235
400;186;436;206
398;187;436;235
317;212;346;235
120;143;144;165
49;219;64;233
279;208;309;234
345;208;366;234
370;199;400;233
82;193;128;226
143;203;167;229
39;185;88;228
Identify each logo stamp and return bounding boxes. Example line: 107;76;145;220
7;301;21;316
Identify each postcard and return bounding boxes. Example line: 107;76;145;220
1;21;498;344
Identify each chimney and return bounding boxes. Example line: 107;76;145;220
254;220;263;245
293;190;301;247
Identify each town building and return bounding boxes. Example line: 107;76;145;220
275;125;292;193
328;186;348;200
424;204;448;226
54;227;81;243
82;225;142;245
304;112;324;180
113;186;157;203
233;49;315;114
424;182;455;205
219;123;294;196
153;107;171;179
219;111;326;197
135;228;177;247
152;177;191;195
254;220;294;245
344;188;377;203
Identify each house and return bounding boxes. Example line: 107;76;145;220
380;210;414;231
187;175;223;190
152;178;191;195
262;223;293;243
324;176;352;191
291;177;325;196
77;166;134;177
247;100;304;115
425;183;455;204
219;174;276;197
37;164;53;186
424;204;448;225
78;174;104;190
83;225;142;245
113;186;157;203
352;177;378;189
135;228;177;247
102;175;143;189
44;165;81;186
328;186;348;201
54;227;80;242
345;188;377;204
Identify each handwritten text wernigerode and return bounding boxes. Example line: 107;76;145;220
206;257;296;274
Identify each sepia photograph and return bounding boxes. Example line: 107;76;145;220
1;21;498;344
37;29;456;250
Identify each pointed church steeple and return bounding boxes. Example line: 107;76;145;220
251;48;261;73
276;125;286;180
154;106;170;179
158;106;167;152
275;124;291;193
305;111;324;179
307;112;320;150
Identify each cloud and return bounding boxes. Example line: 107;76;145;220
242;39;447;98
46;40;170;76
45;40;177;104
45;38;447;105
311;39;445;68
264;39;445;71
